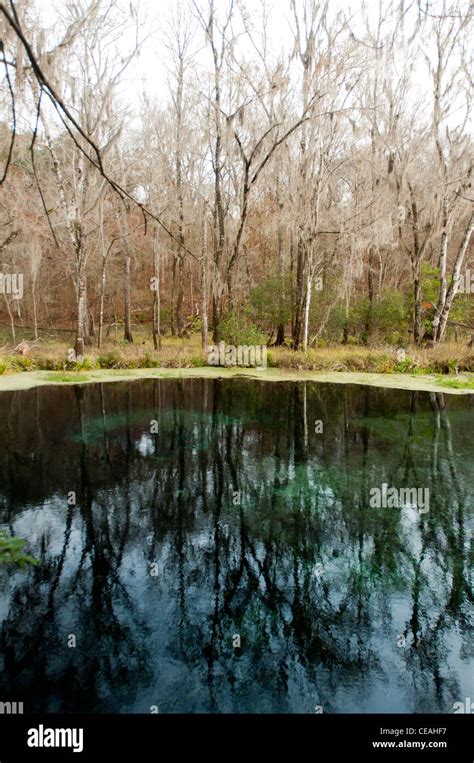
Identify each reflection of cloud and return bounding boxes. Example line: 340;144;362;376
0;378;471;713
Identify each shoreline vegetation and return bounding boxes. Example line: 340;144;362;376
0;368;472;395
0;334;472;394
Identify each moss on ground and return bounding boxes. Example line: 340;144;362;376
0;367;472;395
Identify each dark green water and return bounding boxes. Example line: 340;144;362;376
0;378;472;713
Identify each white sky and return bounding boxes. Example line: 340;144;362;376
10;0;473;136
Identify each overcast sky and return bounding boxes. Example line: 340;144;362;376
28;0;472;134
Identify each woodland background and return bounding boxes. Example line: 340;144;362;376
0;0;472;371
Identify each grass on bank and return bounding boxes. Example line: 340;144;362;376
0;327;473;380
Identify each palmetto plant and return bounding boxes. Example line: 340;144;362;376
0;530;38;568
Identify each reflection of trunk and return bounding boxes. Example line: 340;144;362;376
400;392;417;486
175;381;187;646
302;382;308;448
207;379;224;703
99;383;111;467
429;392;441;482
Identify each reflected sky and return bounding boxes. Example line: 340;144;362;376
0;379;472;713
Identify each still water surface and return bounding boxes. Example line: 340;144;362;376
0;379;472;713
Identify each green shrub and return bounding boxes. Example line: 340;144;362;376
316;338;329;348
190;355;207;367
247;275;292;331
375;355;397;373
37;357;66;371
137;353;160;369
346;335;359;346
0;530;39;567
266;351;276;368
394;357;415;373
218;311;265;346
10;356;34;371
97;352;132;369
71;357;96;371
387;331;406;347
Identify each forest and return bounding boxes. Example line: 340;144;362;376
0;0;472;372
0;0;473;738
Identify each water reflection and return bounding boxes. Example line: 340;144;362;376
0;379;472;713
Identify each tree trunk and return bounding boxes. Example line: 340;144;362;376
432;196;449;341
363;247;375;344
98;257;107;349
175;57;186;338
435;211;474;342
3;295;15;344
413;271;422;344
275;183;286;345
152;226;161;350
292;239;306;349
75;273;88;357
342;292;350;344
177;252;185;337
123;235;133;343
302;268;313;352
200;213;209;355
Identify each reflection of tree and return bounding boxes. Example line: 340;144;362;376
0;384;150;712
0;379;471;713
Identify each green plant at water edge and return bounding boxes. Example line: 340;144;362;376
43;372;88;383
436;377;474;390
190;355;207;367
137;352;161;368
0;531;39;567
10;356;35;371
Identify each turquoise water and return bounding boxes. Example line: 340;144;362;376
0;378;472;713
